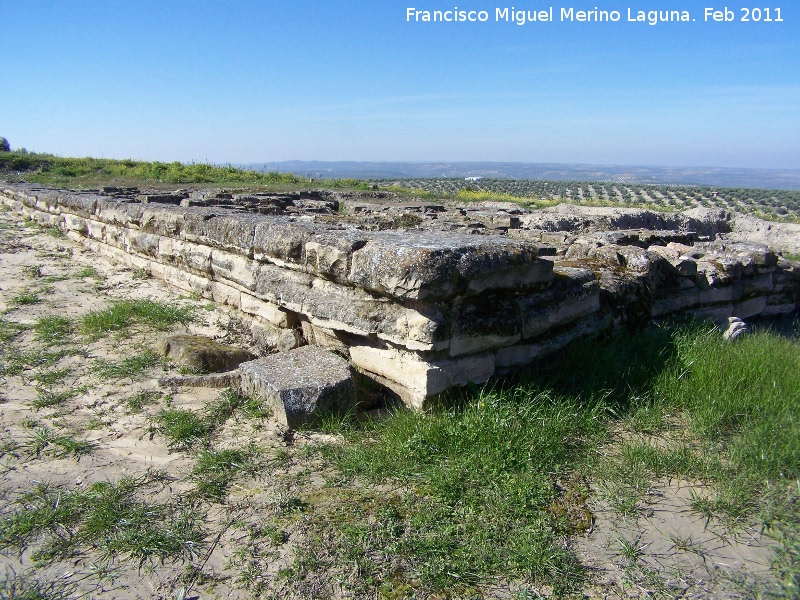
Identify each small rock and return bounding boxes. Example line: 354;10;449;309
723;317;750;341
156;334;255;373
277;329;304;352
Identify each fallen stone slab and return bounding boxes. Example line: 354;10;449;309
239;345;355;428
156;334;255;373
157;371;242;389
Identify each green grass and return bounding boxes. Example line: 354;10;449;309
33;315;74;344
91;349;160;380
10;291;41;306
81;299;195;339
22;427;95;459
192;446;261;502
30;385;87;410
125;390;162;413
0;572;77;600
303;386;605;595
0;319;28;345
149;389;260;451
73;265;101;279
0;152;308;186
0;475;206;566
276;324;800;597
151;408;211;451
0;348;74;378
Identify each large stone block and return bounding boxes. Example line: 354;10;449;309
158;237;213;274
183;211;261;257
141;205;187;237
210;248;260;291
240;294;297;328
239;346;355;428
348;231;547;300
349;344;495;409
95;198;145;228
157;334;255;373
516;267;600;340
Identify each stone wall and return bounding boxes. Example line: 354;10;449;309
2;183;797;408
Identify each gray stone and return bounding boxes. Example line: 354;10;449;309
239;346;354;428
156;334;255;373
723;317;750;341
278;329;304;352
347;231;547;300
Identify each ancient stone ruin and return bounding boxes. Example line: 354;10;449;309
2;183;797;411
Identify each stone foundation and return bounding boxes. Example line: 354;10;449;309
2;183;797;408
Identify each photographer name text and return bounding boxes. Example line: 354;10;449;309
405;7;784;25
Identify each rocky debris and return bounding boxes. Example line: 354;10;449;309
156;334;255;373
2;183;798;409
723;317;750;341
239;345;355;428
157;371;242;388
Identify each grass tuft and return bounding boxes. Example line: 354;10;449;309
33;316;73;344
0;476;206;566
81;299;195;339
23;427;95;459
192;446;260;502
92;349;160;381
151;408;210;451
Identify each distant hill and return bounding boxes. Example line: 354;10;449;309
241;161;800;190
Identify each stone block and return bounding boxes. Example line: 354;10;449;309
517;268;600;340
734;296;767;319
240;294;297;328
127;231;161;258
183;211;260;257
63;214;88;235
210;248;260;291
158;237;213;274
239;346;355;428
95;198;145;227
141;205;187;237
348;231;545;300
156;334;255;373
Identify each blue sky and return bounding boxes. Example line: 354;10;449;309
1;1;798;168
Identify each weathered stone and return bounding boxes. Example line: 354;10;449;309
2;182;797;410
347;231;547;300
240;293;297;328
183;211;260;257
723;317;749;341
157;371;242;389
450;294;521;356
210;248;260;291
158;237;212;274
239;346;355;428
156;334;256;373
278;329;304;352
517;268;600;340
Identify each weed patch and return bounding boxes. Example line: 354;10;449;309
125;390;162;413
192;446;261;502
10;291;41;306
92;349;160;380
81;299;195;339
23;427;95;459
0;476;206;566
32;316;73;344
151;408;211;451
30;385;87;410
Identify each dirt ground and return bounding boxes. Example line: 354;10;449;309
0;208;785;599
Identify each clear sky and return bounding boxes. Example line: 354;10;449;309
1;1;798;168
